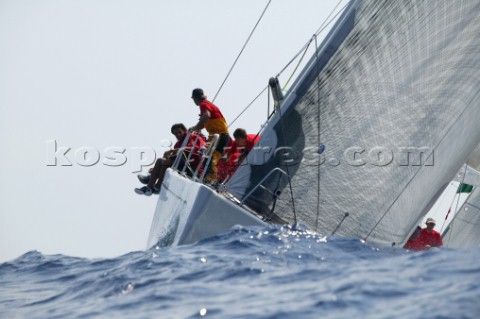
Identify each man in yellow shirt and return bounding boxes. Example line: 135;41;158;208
189;88;230;182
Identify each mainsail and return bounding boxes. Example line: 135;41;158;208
443;187;480;248
227;0;480;247
454;164;480;188
454;144;480;187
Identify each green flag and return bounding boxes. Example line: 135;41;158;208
457;183;473;193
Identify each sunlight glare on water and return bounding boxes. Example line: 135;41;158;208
0;225;479;318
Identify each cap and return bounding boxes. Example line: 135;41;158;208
191;88;204;99
426;217;436;225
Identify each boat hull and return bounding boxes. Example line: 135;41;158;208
147;169;266;248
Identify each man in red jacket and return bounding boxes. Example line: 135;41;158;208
416;218;443;250
135;123;205;196
232;128;260;160
217;128;260;183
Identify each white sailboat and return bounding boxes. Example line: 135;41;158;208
424;147;480;248
147;0;480;249
442;186;480;248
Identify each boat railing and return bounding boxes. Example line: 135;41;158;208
171;130;193;171
240;167;288;206
179;132;202;176
171;130;219;183
194;134;219;182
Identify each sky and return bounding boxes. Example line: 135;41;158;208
0;0;352;262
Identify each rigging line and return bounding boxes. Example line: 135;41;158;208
438;189;456;233
267;84;271;119
364;94;479;242
314;34;322;230
444;196;462;246
440;169;468;233
265;174;285;221
227;1;347;130
314;0;346;36
276;1;348;78
282;40;312;91
212;0;272;103
440;193;459;236
331;212;349;235
446;183;473;247
228;86;268;127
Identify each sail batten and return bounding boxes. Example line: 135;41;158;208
227;0;480;247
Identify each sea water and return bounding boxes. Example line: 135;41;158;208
1;225;479;319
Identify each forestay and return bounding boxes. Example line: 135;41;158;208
227;0;480;247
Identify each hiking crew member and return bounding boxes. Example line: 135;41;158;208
135;123;205;196
189;88;229;182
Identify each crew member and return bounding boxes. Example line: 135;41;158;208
189;88;229;183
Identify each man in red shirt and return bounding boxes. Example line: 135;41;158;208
403;226;423;250
232;128;260;155
416;218;443;250
189;88;230;183
135;123;205;196
217;128;260;183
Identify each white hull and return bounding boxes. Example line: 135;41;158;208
147;169;267;248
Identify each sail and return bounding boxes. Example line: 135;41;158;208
454;164;480;188
444;187;480;248
465;143;480;171
227;0;480;247
454;144;480;187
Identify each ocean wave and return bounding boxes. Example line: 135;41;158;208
1;226;479;319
